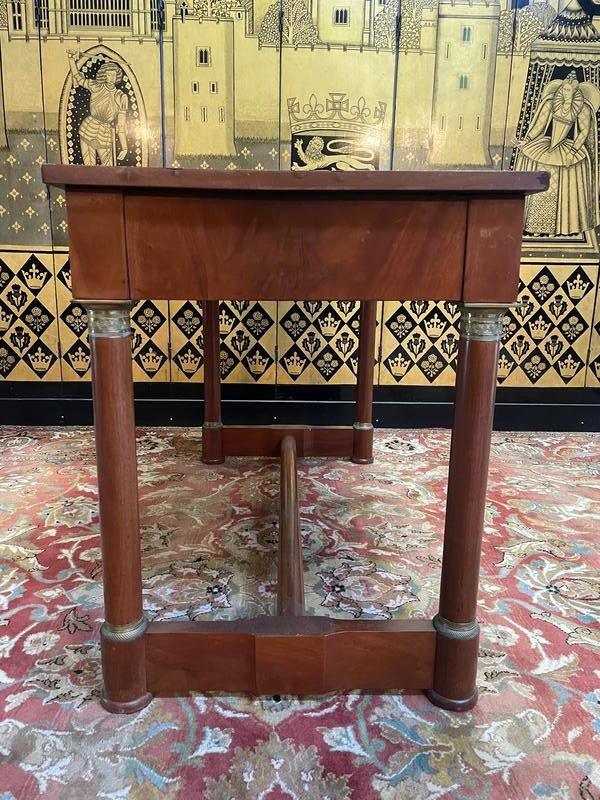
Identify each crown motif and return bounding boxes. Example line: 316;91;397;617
219;309;235;335
318;312;340;338
497;353;514;380
284;352;306;376
593;361;600;380
178;347;201;374
529;315;551;341
288;93;386;138
29;345;51;373
566;275;590;300
22;262;46;291
248;351;268;376
67;345;90;373
388;354;410;378
0;307;13;331
557;353;580;379
140;347;163;373
424;313;445;339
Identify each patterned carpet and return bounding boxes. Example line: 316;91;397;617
0;426;599;799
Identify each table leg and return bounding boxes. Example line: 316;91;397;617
85;302;152;714
426;304;505;711
352;300;377;464
202;300;224;464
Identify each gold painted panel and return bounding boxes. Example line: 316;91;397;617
379;265;597;388
0;251;61;380
54;251;170;381
277;301;382;385
586;284;600;387
170;301;277;384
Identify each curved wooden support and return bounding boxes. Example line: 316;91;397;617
202;299;224;464
352;300;377;464
278;436;305;616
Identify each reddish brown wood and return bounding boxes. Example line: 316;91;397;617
222;425;354;457
123;195;468;301
43;165;549;712
67;189;129;300
91;336;142;626
201;300;224;464
145;617;436;695
463;197;526;304
278;436;305;616
426;634;479;712
43;164;549;194
90;331;151;710
352;300;377;464
439;337;500;623
100;638;152;713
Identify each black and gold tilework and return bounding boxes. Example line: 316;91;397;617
277;301;381;385
2;0;600;390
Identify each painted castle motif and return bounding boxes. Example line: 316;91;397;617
0;0;567;171
1;0;600;388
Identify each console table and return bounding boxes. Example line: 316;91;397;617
42;165;548;714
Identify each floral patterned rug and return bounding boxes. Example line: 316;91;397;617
0;426;599;799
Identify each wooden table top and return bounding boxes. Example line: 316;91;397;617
42;165;549;195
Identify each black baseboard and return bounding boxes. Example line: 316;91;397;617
1;383;599;431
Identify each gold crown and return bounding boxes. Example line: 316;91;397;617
140;347;163;373
248;351;268;375
497;353;514;379
288;93;386;138
389;354;410;377
67;345;90;373
424;313;445;339
318;312;340;338
529;315;551;341
566;275;589;300
177;347;201;374
0;307;13;331
284;352;306;376
557;353;579;379
29;345;51;373
22;262;46;291
219;309;235;335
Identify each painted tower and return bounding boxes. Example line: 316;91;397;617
173;15;236;157
429;0;500;166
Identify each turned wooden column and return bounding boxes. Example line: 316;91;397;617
352;300;377;464
202;300;224;464
426;303;505;712
85;301;152;714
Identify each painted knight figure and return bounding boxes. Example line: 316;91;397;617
60;48;148;168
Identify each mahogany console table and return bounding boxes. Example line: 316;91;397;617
42;165;547;714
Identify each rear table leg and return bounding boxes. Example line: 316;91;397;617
352;300;377;464
202;300;224;464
